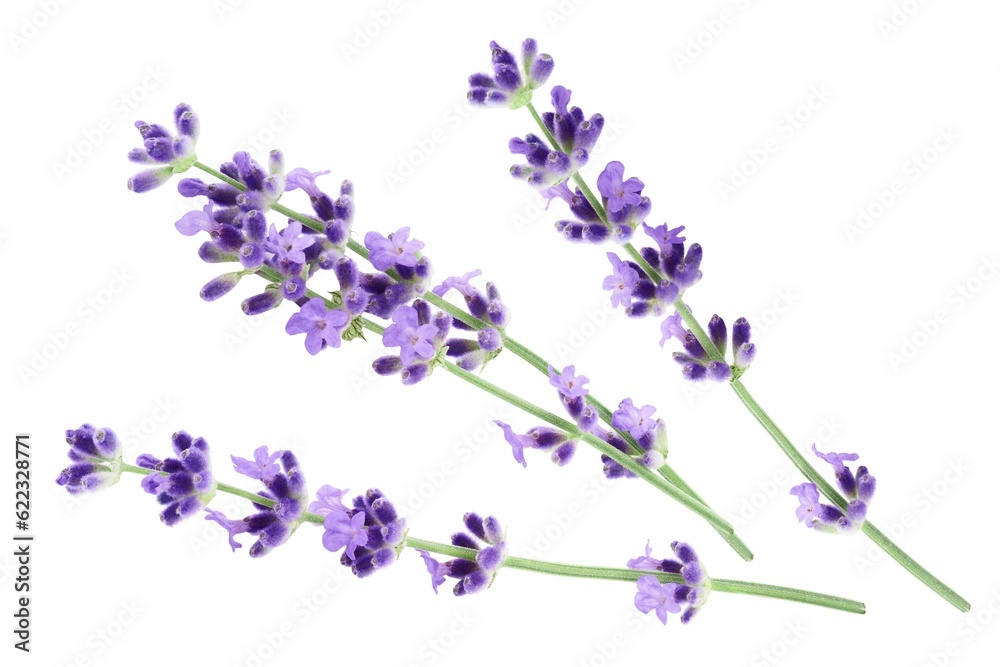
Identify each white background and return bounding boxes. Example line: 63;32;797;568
2;1;999;665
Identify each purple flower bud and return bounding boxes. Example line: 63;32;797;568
242;289;283;316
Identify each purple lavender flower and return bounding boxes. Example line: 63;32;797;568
548;364;589;398
509;134;588;189
791;446;877;535
628;541;710;624
597;162;644;214
667;315;759;382
284;168;331;198
382;304;440;365
231;446;284;483
204;508;249;552
285;297;351;355
137;430;216;526
642;222;686;253
634;577;682;625
417;550;450;594
493;421;574;468
603;253;640;309
323;511;369;558
127;103;199;193
541;85;604;154
659;311;687;347
266;221;315;265
206;448;309;557
432;270;483;297
612;399;658;440
56;424;123;494
418;513;507;596
321;489;407;578
308;484;349;516
175;204;222;237
364;227;424;271
467;39;553;109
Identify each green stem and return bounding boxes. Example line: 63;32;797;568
193;160;752;559
520;107;969;612
119;465;859;614
439;360;736;536
406;538;863;614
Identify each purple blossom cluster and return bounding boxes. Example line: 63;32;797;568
627;541;709;625
56;425;123;494
659;313;757;382
493;365;668;478
204;447;309;557
127;103;199;193
467;39;553;110
791;447;877;534
319;488;408;578
418;513;507;596
136;430;217;526
506;85;603;189
134;105;506;378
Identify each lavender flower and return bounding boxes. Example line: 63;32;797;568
321;489;407;578
665;315;758;382
205;448;309;556
509;133;588;189
417;513;507;596
597;161;644;214
548;364;589;398
467;39;553;109
56;425;123;494
375;300;452;384
494;421;575;468
790;447;877;534
365;227;424;272
137;430;217;526
603;253;640;309
285;297;351;355
308;484;349;516
127;103;199;192
628;541;710;624
541;85;604;154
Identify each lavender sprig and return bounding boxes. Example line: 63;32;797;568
157;135;753;557
469;37;970;612
56;428;866;618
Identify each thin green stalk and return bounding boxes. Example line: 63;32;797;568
520;105;969;612
119;465;860;614
406;538;863;615
193;159;752;558
440;360;736;536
